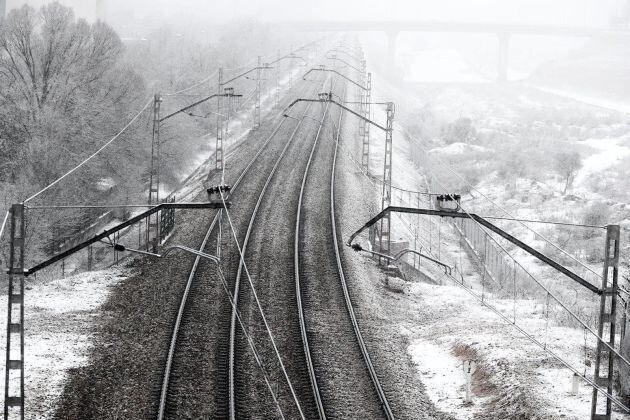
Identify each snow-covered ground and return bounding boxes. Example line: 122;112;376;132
531;84;630;115
0;62;308;418
359;68;630;418
0;269;128;419
574;137;630;187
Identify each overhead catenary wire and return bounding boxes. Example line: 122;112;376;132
24;97;154;204
164;68;220;97
441;267;630;414
0;210;9;242
215;266;286;420
410;133;603;280
219;190;306;420
334;101;630;377
425;165;630;371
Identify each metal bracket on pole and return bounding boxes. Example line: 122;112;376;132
216;68;224;171
148;93;162;253
4;203;25;420
378;102;394;265
591;225;620;420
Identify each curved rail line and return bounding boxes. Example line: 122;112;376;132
156;78;318;419
328;83;396;419
294;74;395;419
292;86;336;420
227;91;323;420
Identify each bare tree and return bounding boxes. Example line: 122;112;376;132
0;2;144;195
553;150;582;194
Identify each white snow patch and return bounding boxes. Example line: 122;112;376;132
428;142;489;156
531;85;630;115
574;137;630;186
408;340;475;419
0;268;127;419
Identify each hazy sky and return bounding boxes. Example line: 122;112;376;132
6;0;625;26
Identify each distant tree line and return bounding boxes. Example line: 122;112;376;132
0;1;301;258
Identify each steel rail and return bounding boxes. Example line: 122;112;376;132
293;78;340;420
329;81;396;419
228;91;321;420
156;84;307;420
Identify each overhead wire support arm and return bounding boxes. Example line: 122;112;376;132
325;55;363;73
302;68;368;91
267;52;307;66
327;47;364;63
220;65;273;87
281;95;388;132
351;243;452;275
24;202;230;277
159;92;242;123
346;206;601;295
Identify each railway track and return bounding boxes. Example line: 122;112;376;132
156;71;327;419
158;45;395;419
295;81;394;418
227;79;333;420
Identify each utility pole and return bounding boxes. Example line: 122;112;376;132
378;102;394;264
254;56;262;130
358;62;366;166
216;68;224;171
591;225;620;420
147;93;162;253
4;204;25;420
224;86;232;138
361;73;372;172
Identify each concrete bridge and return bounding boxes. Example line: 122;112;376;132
284;20;606;81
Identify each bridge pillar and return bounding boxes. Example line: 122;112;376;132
386;31;399;75
497;32;511;82
0;0;5;20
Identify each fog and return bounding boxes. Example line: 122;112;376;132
6;0;626;26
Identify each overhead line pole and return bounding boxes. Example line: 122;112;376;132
282;94;394;260
148;93;163;252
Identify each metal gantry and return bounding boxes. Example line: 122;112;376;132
4;204;25;420
148;93;163;252
362;72;372;172
591;225;620;420
378;102;394;263
348;206;627;417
